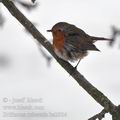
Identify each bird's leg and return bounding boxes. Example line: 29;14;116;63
74;58;81;69
70;59;81;75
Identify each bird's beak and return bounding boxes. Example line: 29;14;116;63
47;30;52;32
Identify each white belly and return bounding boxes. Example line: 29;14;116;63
54;48;69;61
54;47;88;62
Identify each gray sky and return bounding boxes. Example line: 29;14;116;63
0;0;120;119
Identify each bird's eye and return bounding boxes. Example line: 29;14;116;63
58;29;62;32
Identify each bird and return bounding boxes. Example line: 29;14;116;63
47;22;111;69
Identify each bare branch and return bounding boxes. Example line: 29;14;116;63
1;0;118;119
88;109;108;120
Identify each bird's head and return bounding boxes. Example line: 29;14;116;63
47;22;70;39
47;22;71;49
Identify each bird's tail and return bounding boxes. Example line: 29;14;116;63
90;36;112;41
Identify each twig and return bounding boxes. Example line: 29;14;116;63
88;109;108;120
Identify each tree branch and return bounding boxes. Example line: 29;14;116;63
88;109;108;120
1;0;117;119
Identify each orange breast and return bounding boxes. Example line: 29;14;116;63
52;31;65;50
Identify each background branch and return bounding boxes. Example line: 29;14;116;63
109;26;120;48
1;0;119;119
38;45;52;66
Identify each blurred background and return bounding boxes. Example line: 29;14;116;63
0;0;120;119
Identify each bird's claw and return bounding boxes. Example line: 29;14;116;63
69;66;77;76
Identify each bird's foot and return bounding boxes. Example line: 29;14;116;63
69;66;77;76
70;58;81;75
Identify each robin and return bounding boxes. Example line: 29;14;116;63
47;22;111;69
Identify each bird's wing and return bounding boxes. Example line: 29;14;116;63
64;24;100;51
64;34;100;52
64;24;88;37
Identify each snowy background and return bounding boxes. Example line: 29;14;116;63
0;0;120;119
